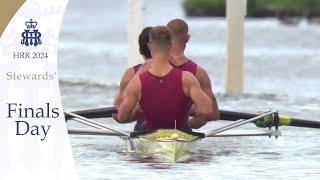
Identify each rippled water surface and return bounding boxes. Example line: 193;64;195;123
59;0;320;179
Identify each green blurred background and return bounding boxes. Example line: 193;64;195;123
184;0;320;18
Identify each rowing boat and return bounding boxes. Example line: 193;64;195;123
132;129;201;162
66;110;282;162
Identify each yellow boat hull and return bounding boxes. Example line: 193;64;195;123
133;129;200;162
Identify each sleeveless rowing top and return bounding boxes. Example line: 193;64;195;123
133;64;142;74
171;59;197;75
139;68;190;131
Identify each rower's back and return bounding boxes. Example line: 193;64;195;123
138;26;191;131
139;67;190;131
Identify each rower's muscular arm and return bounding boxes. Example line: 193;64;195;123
183;72;213;120
195;66;220;120
115;76;141;123
113;68;135;107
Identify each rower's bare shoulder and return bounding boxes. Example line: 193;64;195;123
182;71;198;85
136;63;150;75
120;68;135;89
196;66;209;79
195;65;212;87
124;67;135;78
128;75;141;89
124;75;142;100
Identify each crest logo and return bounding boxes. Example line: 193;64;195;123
21;19;42;46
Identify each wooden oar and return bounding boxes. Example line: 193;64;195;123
64;107;320;129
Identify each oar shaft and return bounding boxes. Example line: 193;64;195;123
220;110;320;129
220;110;255;120
65;108;257;120
64;107;117;119
286;118;320;128
65;107;320;129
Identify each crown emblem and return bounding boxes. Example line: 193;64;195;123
25;19;38;29
21;18;42;46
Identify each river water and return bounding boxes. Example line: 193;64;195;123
58;0;320;179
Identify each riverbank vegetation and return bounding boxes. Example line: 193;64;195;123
183;0;320;18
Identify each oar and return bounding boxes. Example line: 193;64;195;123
64;107;320;129
220;110;320;129
64;107;117;119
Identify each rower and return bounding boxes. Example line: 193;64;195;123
114;26;214;131
167;19;220;129
113;27;153;131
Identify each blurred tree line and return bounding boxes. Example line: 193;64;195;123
184;0;320;18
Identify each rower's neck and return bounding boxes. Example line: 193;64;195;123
171;44;188;66
171;46;184;56
170;54;188;66
142;58;152;65
149;53;172;76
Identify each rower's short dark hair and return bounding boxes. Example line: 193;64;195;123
167;19;188;39
139;27;152;59
149;26;172;50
